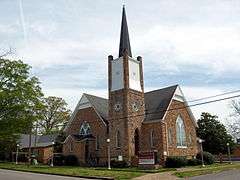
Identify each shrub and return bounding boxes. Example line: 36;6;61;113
53;154;65;166
110;160;128;168
187;158;201;166
196;151;215;165
64;155;79;166
165;156;187;168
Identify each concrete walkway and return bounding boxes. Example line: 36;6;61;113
133;172;178;180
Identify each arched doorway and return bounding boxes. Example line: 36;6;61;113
134;129;140;156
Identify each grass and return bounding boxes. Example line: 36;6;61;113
174;163;240;178
0;163;174;180
1;162;239;179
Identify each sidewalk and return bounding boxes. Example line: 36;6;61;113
133;172;178;180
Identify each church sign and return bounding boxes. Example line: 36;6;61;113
138;151;155;165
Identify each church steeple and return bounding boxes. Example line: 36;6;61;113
119;5;132;57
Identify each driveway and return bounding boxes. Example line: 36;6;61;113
189;169;240;180
0;169;98;180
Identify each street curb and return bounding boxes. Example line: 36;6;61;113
0;167;114;180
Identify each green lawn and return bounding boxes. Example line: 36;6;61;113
0;163;174;180
1;162;239;179
175;163;240;178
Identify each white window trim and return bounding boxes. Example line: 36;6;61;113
177;146;187;149
176;115;187;147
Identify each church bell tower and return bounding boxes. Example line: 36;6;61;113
108;6;145;163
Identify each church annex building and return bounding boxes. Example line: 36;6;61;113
63;7;198;166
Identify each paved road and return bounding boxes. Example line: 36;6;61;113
0;169;97;180
189;169;240;180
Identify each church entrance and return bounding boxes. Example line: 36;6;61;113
134;129;140;156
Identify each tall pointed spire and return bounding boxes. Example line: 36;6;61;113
119;5;132;57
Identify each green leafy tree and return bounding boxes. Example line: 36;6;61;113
37;96;71;135
197;112;234;154
0;58;43;156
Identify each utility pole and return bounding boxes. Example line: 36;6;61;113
28;126;32;165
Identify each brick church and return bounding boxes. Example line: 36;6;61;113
63;6;198;166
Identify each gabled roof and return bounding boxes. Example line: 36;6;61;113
84;94;108;123
64;85;197;130
144;85;178;121
19;134;57;149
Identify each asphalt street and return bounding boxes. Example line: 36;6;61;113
189;169;240;180
0;169;99;180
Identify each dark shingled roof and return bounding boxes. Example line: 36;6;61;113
84;93;108;123
144;85;178;121
19;134;58;149
84;85;178;122
119;6;132;57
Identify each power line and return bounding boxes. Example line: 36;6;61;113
188;89;240;103
107;94;240;121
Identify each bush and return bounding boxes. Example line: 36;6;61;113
110;160;128;168
165;156;187;168
196;151;215;165
187;158;201;166
64;155;79;166
53;154;65;166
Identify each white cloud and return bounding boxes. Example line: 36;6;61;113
133;25;240;73
43;87;107;110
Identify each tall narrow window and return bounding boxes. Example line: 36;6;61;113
96;135;100;150
176;116;186;147
168;128;173;145
69;142;73;152
116;131;121;148
150;130;155;147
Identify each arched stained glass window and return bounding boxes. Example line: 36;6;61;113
79;121;91;135
176;116;186;147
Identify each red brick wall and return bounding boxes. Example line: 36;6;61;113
164;100;198;158
233;145;240;156
63;107;108;165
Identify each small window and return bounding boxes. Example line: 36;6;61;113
69;142;73;152
116;131;121;148
168;128;173;145
150;130;155;147
176;116;186;147
79;121;91;135
96;135;100;150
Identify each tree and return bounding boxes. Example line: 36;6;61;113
228;100;240;139
197;112;234;154
0;58;43;155
37;96;71;135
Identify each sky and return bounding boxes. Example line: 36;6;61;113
0;0;240;123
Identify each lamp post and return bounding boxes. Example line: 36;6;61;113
199;139;205;167
50;142;55;167
16;144;19;165
226;143;232;164
106;138;111;170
